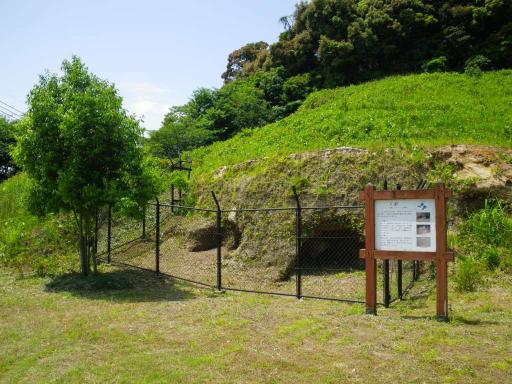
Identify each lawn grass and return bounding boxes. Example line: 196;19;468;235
1;267;511;383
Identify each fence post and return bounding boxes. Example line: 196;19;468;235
171;185;175;213
382;179;391;307
396;183;403;299
94;209;99;254
107;204;112;264
155;199;160;275
412;179;424;283
292;186;302;300
211;191;222;292
141;204;146;239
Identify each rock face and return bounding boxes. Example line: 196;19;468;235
433;144;512;193
192;145;512;281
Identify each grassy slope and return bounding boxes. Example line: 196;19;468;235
192;71;512;177
0;174;77;275
0;267;511;383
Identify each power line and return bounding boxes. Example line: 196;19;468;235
0;106;21;121
0;100;24;115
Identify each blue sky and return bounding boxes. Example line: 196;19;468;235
0;0;298;131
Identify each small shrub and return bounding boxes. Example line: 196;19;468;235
464;55;491;77
454;199;512;291
422;56;447;73
454;256;485;292
460;199;512;248
481;245;500;270
290;176;309;193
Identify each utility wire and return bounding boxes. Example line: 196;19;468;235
0;105;20;119
0;105;22;118
0;100;24;115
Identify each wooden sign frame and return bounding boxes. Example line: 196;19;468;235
359;183;453;320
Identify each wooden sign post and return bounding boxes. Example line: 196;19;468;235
359;183;453;320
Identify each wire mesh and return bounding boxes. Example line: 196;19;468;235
96;206;155;270
157;205;217;287
221;208;296;296
299;207;366;302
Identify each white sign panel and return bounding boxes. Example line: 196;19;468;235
375;199;436;252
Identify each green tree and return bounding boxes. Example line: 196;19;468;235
221;41;270;83
148;105;215;159
14;56;163;275
0;116;17;181
269;0;512;87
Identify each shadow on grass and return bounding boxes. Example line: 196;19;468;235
401;314;500;325
45;268;196;303
449;315;500;326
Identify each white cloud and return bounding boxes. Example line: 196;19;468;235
116;81;183;132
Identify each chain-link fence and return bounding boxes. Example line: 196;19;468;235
96;189;423;306
298;206;366;302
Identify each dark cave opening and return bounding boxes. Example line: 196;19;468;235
301;225;364;271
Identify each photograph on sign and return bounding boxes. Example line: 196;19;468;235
375;199;436;252
416;212;430;222
417;224;431;235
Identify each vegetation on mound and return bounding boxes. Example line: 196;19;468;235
191;71;512;178
453;200;512;291
148;0;512;152
0;173;77;276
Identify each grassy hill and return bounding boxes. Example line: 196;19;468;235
192;71;512;177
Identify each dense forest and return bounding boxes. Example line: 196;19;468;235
149;0;512;158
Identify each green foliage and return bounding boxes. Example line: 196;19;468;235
192;71;512;177
149;67;315;156
169;171;189;192
290;175;309;193
464;55;491;77
148;104;215;159
268;0;512;87
13;56;163;275
151;0;512;157
221;41;270;82
422;57;448;73
460;200;511;249
454;199;512;291
0;116;17;181
0;174;77;276
454;256;486;292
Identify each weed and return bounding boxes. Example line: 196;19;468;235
454;256;486;292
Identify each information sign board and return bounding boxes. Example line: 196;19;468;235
375;199;436;252
359;183;453;320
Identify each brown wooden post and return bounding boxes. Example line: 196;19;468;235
363;184;377;315
435;183;449;321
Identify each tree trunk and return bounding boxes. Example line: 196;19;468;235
78;213;88;276
92;209;98;273
85;216;91;274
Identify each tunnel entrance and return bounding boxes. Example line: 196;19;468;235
301;224;364;271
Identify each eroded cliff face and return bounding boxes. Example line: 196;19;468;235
431;145;512;211
190;145;512;280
